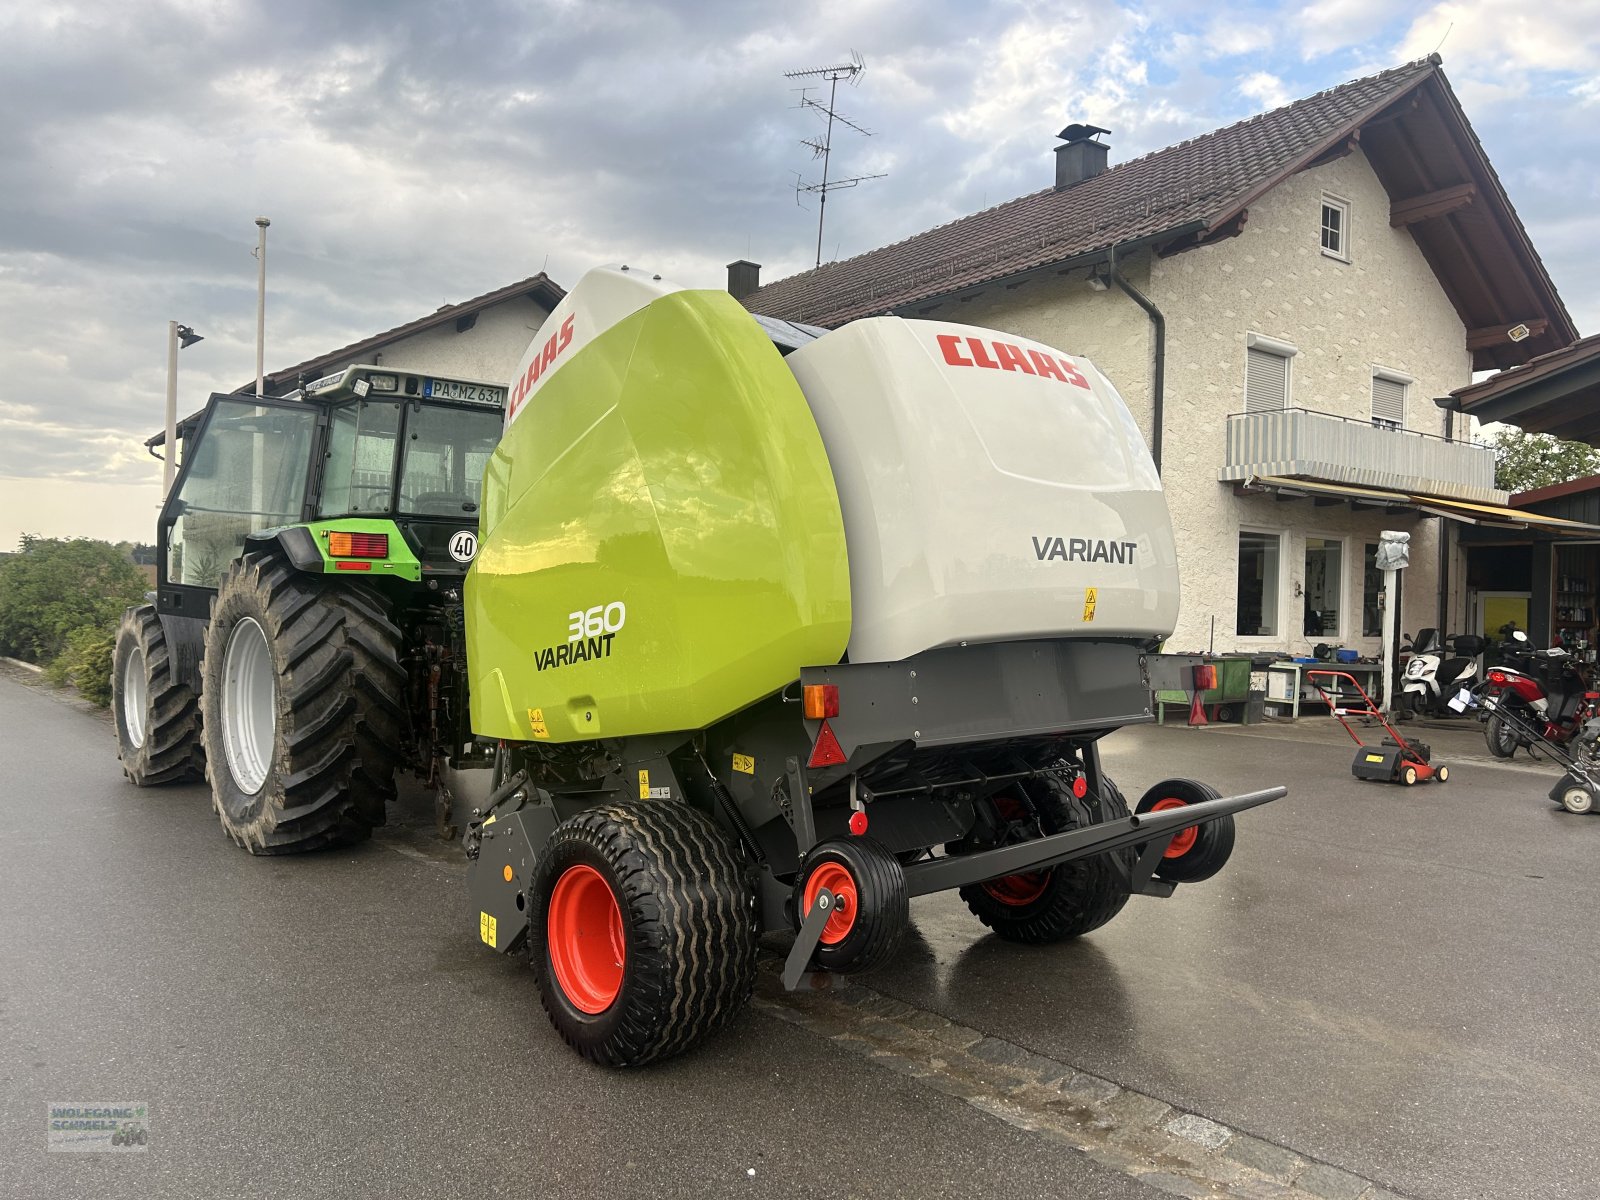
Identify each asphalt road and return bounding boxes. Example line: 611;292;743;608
0;671;1153;1200
3;670;1597;1199
871;718;1600;1200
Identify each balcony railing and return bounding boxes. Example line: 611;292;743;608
1219;407;1505;503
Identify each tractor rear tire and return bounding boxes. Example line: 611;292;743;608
201;549;405;854
959;771;1134;944
112;605;204;786
530;802;758;1067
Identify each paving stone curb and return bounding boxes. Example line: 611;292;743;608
755;958;1413;1200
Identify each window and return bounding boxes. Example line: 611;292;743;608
1237;531;1282;637
166;400;318;588
1321;195;1349;260
1245;334;1296;412
1303;537;1344;637
1363;543;1383;636
1371;367;1411;430
319;401;402;516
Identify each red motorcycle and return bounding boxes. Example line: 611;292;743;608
1481;630;1597;758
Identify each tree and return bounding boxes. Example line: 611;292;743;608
1493;428;1600;494
0;536;147;667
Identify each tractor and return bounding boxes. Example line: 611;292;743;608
112;365;507;850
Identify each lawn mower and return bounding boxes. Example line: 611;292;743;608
1307;669;1447;786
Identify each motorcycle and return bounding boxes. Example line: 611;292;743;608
1480;629;1596;758
1398;629;1486;719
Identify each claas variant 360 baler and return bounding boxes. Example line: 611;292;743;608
463;265;1284;1066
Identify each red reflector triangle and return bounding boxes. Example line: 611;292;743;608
808;720;847;768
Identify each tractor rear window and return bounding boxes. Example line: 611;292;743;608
398;404;502;516
319;401;402;517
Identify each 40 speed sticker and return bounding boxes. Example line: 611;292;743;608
448;530;478;563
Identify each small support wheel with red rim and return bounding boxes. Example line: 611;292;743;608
793;836;907;974
1136;779;1236;884
529;801;758;1067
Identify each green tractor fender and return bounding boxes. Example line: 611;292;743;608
244;519;422;582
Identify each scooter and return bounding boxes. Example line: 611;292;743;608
1481;629;1596;758
1398;629;1486;719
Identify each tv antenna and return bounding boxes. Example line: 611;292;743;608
786;51;885;268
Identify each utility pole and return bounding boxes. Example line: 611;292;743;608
254;217;270;397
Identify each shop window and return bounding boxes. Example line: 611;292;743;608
1304;537;1343;637
1237;531;1281;637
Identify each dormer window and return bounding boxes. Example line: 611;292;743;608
1321;195;1350;261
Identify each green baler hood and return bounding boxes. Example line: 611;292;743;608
466;289;851;742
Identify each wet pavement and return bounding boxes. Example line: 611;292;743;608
3;668;1596;1199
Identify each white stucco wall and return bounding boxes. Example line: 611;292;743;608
1151;148;1474;656
342;295;554;386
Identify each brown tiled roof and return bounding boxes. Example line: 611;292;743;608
1454;331;1600;409
744;58;1444;327
234;272;566;394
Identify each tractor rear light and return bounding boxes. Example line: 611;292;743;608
807;720;847;768
327;531;389;558
334;561;373;571
803;684;840;719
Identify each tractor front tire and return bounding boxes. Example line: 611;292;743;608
959;771;1134;944
200;550;405;854
112;605;204;786
530;802;758;1067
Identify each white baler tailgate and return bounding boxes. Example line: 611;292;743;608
785;317;1179;664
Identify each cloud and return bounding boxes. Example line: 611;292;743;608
2;0;1599;549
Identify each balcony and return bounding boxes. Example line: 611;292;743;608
1219;407;1505;504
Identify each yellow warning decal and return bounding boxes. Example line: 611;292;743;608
528;708;549;739
1365;754;1384;763
479;911;497;949
639;769;650;800
1083;587;1098;622
732;753;756;775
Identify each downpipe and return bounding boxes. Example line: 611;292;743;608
1107;243;1165;475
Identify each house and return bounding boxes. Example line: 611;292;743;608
234;273;566;397
737;54;1588;661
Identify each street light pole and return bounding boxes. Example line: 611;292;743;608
163;322;204;497
254;216;270;397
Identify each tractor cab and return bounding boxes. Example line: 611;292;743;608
152;365;507;616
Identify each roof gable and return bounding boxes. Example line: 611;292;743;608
745;56;1573;370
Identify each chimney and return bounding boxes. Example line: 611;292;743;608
727;259;761;300
1055;123;1111;190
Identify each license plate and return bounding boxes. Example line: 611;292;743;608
424;379;507;406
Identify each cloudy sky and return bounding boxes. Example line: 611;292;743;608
3;0;1598;548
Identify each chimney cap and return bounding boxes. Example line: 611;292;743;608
1057;123;1111;144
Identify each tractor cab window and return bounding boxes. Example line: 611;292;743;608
166;399;318;588
319;401;403;517
398;403;503;516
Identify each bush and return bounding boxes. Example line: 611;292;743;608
46;625;117;707
0;536;147;665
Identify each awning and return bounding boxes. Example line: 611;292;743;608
1243;475;1600;535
